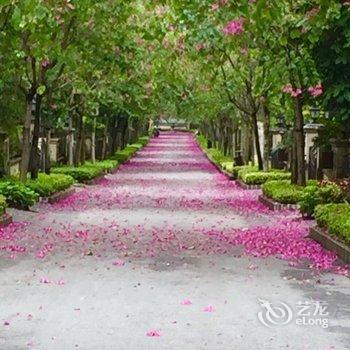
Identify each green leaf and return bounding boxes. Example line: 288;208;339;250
36;85;46;95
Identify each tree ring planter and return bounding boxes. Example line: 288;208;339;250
0;212;13;227
259;195;299;211
236;179;261;190
309;226;350;264
82;174;106;185
44;188;76;204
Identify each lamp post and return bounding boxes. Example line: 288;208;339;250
276;115;287;134
310;106;320;124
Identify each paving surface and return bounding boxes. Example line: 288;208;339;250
0;132;349;350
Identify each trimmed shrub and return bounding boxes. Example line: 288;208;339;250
206;148;232;165
196;135;207;149
262;180;318;204
52;166;102;182
321;179;350;201
0;181;39;208
85;160;118;172
0;195;6;214
239;171;291;185
110;148;135;163
222;162;234;172
138;136;150;146
299;182;344;217
233;165;258;178
196;135;233;166
127;143;143;151
26;173;74;197
315;204;350;244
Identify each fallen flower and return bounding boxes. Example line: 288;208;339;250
146;329;161;337
112;259;125;267
40;277;51;284
203;304;216;312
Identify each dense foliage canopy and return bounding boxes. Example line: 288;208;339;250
0;0;349;184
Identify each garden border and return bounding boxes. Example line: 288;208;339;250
204;152;234;180
44;187;76;204
82;173;106;185
195;140;234;180
236;179;261;190
0;212;13;227
309;226;350;264
258;195;299;211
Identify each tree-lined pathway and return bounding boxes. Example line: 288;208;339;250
1;132;350;349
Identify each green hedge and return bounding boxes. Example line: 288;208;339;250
110;148;136;163
197;135;207;149
196;135;233;167
239;171;291;185
0;181;39;208
127;143;143;151
84;159;118;172
138;136;150;146
299;182;344;217
315;204;350;244
109;136;149;163
206;148;232;166
262;180;317;204
0;195;6;214
52;165;102;182
222;162;234;172
232;165;258;178
26;173;75;197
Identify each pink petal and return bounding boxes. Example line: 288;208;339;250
146;329;161;337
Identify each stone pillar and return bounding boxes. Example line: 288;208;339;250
49;138;60;164
271;131;282;149
0;131;10;176
304;123;324;180
330;139;350;178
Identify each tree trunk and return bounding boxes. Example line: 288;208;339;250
91;118;96;164
74;113;83;166
29;95;42;179
110;115;118;154
101;123;108;160
292;97;306;185
44;128;51;174
3;137;10;176
20;95;34;182
262;102;271;171
68;116;74;166
251;112;264;171
80;120;86;165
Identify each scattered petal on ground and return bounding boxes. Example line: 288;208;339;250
146;329;161;337
203;305;216;312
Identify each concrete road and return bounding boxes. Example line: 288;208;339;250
0;132;349;350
